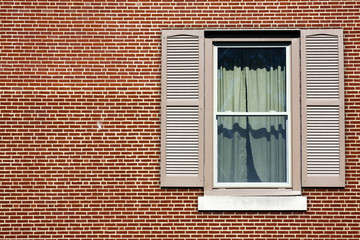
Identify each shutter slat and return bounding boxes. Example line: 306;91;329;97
161;30;204;187
301;29;345;187
305;32;340;100
165;107;200;174
307;106;340;176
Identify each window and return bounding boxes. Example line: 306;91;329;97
160;30;345;210
214;44;291;188
204;37;301;197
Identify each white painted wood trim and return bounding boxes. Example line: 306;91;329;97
198;196;307;211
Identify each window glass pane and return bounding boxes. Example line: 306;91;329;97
217;47;286;113
217;116;287;183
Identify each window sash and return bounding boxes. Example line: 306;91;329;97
213;44;292;188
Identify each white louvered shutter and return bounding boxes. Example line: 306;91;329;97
160;30;204;187
301;29;345;187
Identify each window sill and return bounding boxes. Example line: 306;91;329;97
198;195;307;211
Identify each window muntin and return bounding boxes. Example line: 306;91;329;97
213;44;291;188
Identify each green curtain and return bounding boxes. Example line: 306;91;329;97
217;48;287;183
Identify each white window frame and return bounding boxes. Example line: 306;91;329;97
213;44;292;188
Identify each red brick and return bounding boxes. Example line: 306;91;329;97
0;0;359;239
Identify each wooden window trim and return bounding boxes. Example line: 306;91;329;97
203;37;301;196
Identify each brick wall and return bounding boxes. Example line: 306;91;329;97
0;0;359;239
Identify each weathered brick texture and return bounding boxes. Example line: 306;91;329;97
0;0;359;239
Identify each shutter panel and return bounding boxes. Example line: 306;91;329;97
160;30;204;187
301;29;345;187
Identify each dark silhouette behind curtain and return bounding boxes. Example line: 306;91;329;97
244;74;261;182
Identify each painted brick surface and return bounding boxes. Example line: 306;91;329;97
0;0;360;239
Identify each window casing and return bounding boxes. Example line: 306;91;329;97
204;37;301;196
